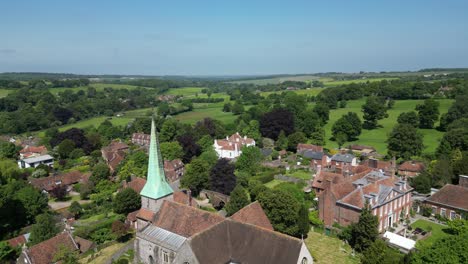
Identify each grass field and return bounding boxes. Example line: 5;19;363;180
411;219;451;248
0;89;13;98
164;86;204;96
322;98;453;154
305;230;360;264
286;170;313;180
175;107;237;124
260;88;326;97
264;179;285;188
230;75;397;86
323;78;399;87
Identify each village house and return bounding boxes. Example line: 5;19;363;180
398;161;425;178
297;143;323;155
346;145;376;157
157;94;177;102
164;159;184;183
7;233;30;248
318;170;412;232
101;141;129;174
29;170;91;193
18;154;54;169
19;145;48;159
132;132;151;147
360;158;396;176
424;175;468;220
18;231;94;264
213;132;255;159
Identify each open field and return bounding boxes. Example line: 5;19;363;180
322;98;453;154
230;75;398;86
264;179;285;188
260;88;326;97
323;77;399;87
411;219;451;248
305;230;360;264
175;107;237;124
0;89;13;98
286;170;313;180
164;87;204;96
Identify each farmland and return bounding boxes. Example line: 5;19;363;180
0;89;13;98
230;75;398;86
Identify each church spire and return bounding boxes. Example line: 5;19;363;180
140;118;173;199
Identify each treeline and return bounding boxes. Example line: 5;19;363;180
0;87;162;134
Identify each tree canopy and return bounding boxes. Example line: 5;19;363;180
387;124;424;159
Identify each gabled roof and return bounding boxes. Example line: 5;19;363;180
26;232;78;264
312;171;342;190
331;153;355;163
398;161;425;172
230;201;274;231
297;143;323;153
153;201;224;238
426;184;468;211
125;177;147;193
303;150;324;160
29;171;90;192
20;145;47;154
137;208;156;222
21;154;54;164
7;233;28;248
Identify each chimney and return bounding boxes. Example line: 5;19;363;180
459;175;468;188
316;165;322;175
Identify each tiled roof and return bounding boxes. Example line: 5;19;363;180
74;236;94;253
20;145;47;154
312;171;342;190
361;159;392;170
127;210;140;223
26;232;78;264
398;161;425;172
137;208;156;222
125;177;147;193
426;184;468;211
29;171;90;192
297;143;323;153
7;234;27;248
153;201;224;238
173;191;198;207
230;201;274;231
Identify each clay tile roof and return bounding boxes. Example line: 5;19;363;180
426;184;468;211
127;210;140;223
74;236;94;253
312;171;342;189
27;232;78;264
153;201;224;238
297;143;323;153
341;188;364;208
126;177;147;193
398;161;425;172
20;145;48;154
29;171;90;191
7;234;27;248
230;201;274;231
137;208;156;222
173;191;197;207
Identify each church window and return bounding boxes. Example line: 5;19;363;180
162;250;169;264
301;257;308;264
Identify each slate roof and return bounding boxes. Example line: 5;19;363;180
331;153;355;163
21;154;54;164
426;184;468;211
302;150;324;160
139;225;187;251
230;201;274;231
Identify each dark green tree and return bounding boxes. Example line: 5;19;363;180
231;101;245;115
332;112;362;141
210;158;236;195
361;239;403;264
313;103;330;123
397;111;419;127
297;204;310;238
68;201;83;218
160;141;184;160
180;158;210;196
275;130;288;150
287;132;307;152
0;241;19;263
258;189;300;237
113;188;141;215
90;163;110;184
260;109;295;140
410;172;432;194
362;96;388;129
416;99;440;129
387;124;424;160
410;231;468;263
225;185;250;216
29;213;59;246
248;180;267;202
348;203;379;252
236;146;262;175
0;141;18;159
57;139;75;159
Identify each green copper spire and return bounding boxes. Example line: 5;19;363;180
140;118;173;199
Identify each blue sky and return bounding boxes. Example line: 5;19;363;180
1;0;467;75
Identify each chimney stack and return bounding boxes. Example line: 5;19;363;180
459;175;468;188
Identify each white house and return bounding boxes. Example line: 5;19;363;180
18;154;54;169
213;132;255;159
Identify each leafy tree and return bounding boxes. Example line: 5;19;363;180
361;239;403;264
113;188;141;215
90;163;110;184
194;118;226;139
397;111;419;127
117;151;148;181
68;201;83;218
231;101;245;115
260;108;295;140
159;118;179;142
196;135;214;152
57;139;75;159
275;130;288;150
210;158;236;195
223;102;232;112
0;159;22;184
362;96;388;129
241;120;262;142
387;124;424;159
348;203;379;252
248;180;267;202
410;172;432;193
198;149;218;168
447;219;467;235
177;134;202;163
274;182;305;204
287;132;307;152
0;141;18;159
29;213;59;246
50;185;68;201
0;241;19;262
310;127;326;146
297;204;310;238
236;146;262;175
180;158;210;196
410;231;468;263
111;220;129;241
313;103;330;123
430;158;453;187
158;102;170;117
50;128;92;154
332;112;362;142
225;185;249;216
160;141;184;160
335;132;348;149
53;244;79;264
79;182;94;200
15;185;48;223
416;99;440;129
258;189;300;237
452;153;468;183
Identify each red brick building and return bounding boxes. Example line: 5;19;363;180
424;175;468;220
29;170;91;192
132;133;151;147
101;141;129;173
297;143;323;154
318;170;412;232
398;161;425;178
164;159;185;182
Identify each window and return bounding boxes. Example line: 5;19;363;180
301;257;308;264
432;206;437;215
450;211;457;220
162;250;169;264
441;208;446;217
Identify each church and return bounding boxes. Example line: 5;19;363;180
131;119;313;264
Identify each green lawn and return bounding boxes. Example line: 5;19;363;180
286;170;312;180
305;230;360;264
0;89;14;98
264;179;285;188
411;219;451;248
260;88;325;97
164;87;204;96
323;78;399;87
175;107;237;124
322;98;453;154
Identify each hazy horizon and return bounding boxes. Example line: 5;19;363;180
2;0;468;75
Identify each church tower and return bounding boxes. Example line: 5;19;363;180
140;118;174;213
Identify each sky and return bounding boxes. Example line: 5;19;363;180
1;0;468;75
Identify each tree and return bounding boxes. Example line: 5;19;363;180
332;112;362;142
177;134;202;163
287;132;307;152
159;119;179;142
158;102;170;117
91;163;110;184
310;127;326;146
241;120;261;142
160;141;184;160
297;204;310;238
361;239;403;264
236;146;262;175
50;185;68;200
430;158;453;187
57;139;75;159
180;158;210;196
15;185;48;223
210;158;236;195
397;111;419;127
248;180;267;202
410;172;432;193
258;189;300;237
275;130;288;150
223;102;232;112
231;101;245;115
416;99;440;129
29;213;59;246
53;244;79;264
196;135;214;152
447;219;467;235
362;96;388;129
313;103;330;123
111;220;129;241
387;124;424;160
260;108;295;140
348;204;379;252
0;241;18;263
113;188;141;215
335;132;348;149
68;201;82;218
225;185;249;216
0;159;22;184
50;128;92;154
0;141;18;159
410;231;468;263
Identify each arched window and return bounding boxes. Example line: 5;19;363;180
301;257;308;264
149;256;154;264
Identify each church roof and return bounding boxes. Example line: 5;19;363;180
140;118;173;200
230;201;274;231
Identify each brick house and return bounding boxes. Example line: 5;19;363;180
398;161;425;178
424;175;468;220
213;132;255;159
101;141;129;174
164;159;185;183
132;133;151;147
302;151;329;170
318;170;412;232
29;171;90;193
297;143;323;155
